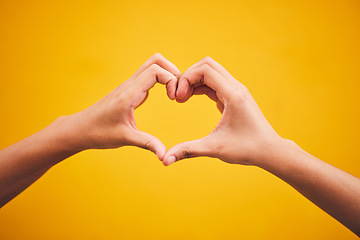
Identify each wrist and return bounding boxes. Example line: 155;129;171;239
254;137;302;172
7;116;86;168
42;115;87;156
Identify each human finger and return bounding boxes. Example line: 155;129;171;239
183;56;234;80
132;53;181;79
176;64;230;101
163;137;213;166
130;63;177;106
126;128;167;161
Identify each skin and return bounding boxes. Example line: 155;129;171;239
0;54;359;236
0;53;181;208
163;57;360;236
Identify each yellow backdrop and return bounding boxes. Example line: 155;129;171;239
1;0;359;239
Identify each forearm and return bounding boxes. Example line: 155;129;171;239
0;116;81;207
258;139;360;236
0;54;179;208
165;57;360;235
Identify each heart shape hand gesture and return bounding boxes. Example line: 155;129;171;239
64;53;284;168
2;52;359;235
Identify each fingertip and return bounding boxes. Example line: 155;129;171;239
176;97;187;103
168;155;177;165
144;134;166;161
153;143;167;162
175;77;189;100
166;77;177;100
155;149;165;162
176;84;187;100
176;87;193;103
176;88;186;101
163;155;177;166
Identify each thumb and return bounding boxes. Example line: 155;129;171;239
127;129;167;161
163;137;212;166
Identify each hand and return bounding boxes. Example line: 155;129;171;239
163;57;284;166
164;57;360;237
59;53;181;160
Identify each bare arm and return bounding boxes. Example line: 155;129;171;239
163;57;360;236
0;119;79;207
0;53;181;208
260;140;360;236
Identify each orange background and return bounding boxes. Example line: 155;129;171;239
0;0;359;239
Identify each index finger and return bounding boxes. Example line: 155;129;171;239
135;64;177;92
132;53;181;79
183;56;234;80
129;64;177;108
176;64;230;101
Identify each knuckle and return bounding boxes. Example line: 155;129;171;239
202;56;214;64
151;53;163;61
144;141;151;151
144;137;155;151
233;91;246;103
228;83;251;104
240;83;250;93
115;90;130;104
182;145;192;159
231;91;249;106
148;63;161;73
201;63;212;72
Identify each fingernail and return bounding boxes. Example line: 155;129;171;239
167;155;176;165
